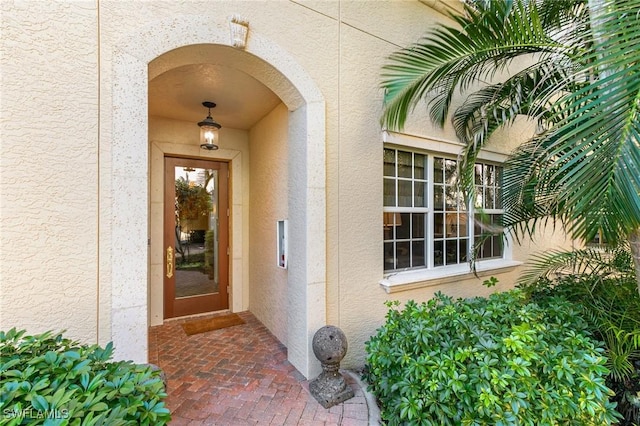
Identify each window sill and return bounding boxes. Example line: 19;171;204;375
379;259;523;294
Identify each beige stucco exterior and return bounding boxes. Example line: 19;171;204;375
1;0;575;379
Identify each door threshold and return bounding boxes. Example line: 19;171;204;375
163;309;231;323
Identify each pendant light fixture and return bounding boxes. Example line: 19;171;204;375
198;101;221;150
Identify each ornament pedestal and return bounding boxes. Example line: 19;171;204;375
308;325;354;408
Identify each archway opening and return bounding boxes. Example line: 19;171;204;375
109;32;325;377
147;44;291;346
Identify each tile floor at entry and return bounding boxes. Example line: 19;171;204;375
148;311;375;425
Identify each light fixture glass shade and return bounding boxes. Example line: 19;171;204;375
200;123;219;146
198;102;221;150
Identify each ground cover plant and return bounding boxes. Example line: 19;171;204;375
364;290;620;425
519;244;640;425
0;329;170;425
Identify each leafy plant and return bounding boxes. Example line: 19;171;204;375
364;291;620;425
204;230;215;279
175;177;211;223
519;244;635;287
482;276;499;288
380;0;640;295
174;176;212;264
518;245;640;425
0;329;170;425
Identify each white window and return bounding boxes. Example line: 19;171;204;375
384;147;504;273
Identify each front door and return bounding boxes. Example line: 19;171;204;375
164;156;229;318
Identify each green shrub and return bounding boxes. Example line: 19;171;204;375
517;244;640;425
0;329;170;425
364;290;621;425
522;274;640;425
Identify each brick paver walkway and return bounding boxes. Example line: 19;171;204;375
149;311;375;425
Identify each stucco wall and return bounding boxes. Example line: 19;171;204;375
248;103;289;345
332;2;448;367
104;1;329;372
332;3;576;368
0;1;100;343
1;0;576;373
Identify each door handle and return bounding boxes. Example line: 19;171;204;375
166;246;174;278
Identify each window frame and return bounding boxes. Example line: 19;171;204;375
383;149;429;271
383;146;511;276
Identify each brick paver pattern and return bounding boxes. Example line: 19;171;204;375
149;311;371;425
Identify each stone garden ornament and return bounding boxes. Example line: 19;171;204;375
309;325;354;408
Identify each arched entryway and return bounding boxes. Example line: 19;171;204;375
108;16;326;378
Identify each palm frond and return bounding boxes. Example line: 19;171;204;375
381;0;640;286
528;0;640;244
535;0;588;30
493;9;640;244
599;327;639;382
519;241;640;382
454;60;579;198
497;131;576;241
518;244;634;286
381;0;567;131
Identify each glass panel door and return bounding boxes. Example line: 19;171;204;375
164;157;229;318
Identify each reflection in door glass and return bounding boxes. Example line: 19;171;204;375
174;167;219;298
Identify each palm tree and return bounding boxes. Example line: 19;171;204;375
381;0;640;293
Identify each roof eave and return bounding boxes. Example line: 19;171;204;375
418;0;465;17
